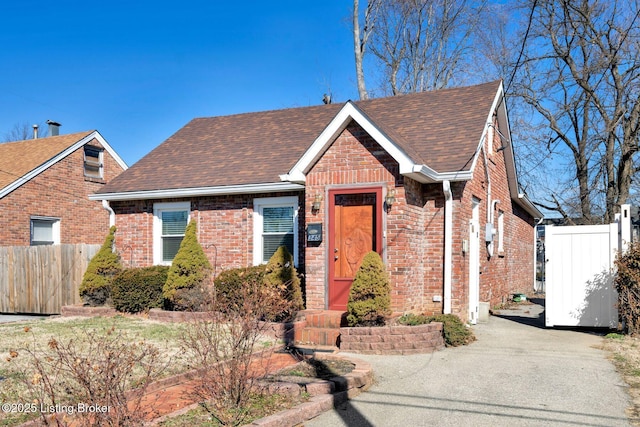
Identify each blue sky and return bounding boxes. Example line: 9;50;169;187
1;1;359;165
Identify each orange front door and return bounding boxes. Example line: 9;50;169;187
328;189;382;310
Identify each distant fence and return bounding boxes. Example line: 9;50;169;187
0;244;99;314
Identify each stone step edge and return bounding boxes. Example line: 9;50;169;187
147;354;373;427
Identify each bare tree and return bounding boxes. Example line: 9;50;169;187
353;0;381;100
508;0;640;223
353;0;486;97
3;121;47;142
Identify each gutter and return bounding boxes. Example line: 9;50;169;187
90;182;306;201
443;180;453;314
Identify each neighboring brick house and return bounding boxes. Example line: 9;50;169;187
92;81;541;323
0;127;128;246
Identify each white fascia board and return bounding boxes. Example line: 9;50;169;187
278;170;306;184
0;130;126;199
517;193;544;218
89;182;305;201
407;164;473;183
282;102;417;183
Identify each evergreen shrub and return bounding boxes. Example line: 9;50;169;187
79;226;122;306
264;245;304;320
346;251;391;327
111;266;169;313
213;265;267;314
163;220;212;310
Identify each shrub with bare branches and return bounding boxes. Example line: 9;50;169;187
181;273;294;426
15;326;164;426
616;243;640;335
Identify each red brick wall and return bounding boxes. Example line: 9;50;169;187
109;118;536;320
0;138;125;246
110;192;305;275
304;122;446;313
454;117;537;316
303;119;535;318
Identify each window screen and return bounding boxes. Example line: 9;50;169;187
31;219;55;245
161;210;188;262
261;206;294;262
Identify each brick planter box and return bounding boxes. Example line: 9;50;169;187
245;353;373;427
61;305;117;317
339;322;445;355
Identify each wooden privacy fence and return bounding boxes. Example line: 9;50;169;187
0;244;99;314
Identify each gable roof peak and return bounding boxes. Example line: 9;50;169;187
0;130;127;199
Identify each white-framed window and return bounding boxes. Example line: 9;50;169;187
30;216;60;246
497;210;505;254
153;202;190;265
253;196;298;266
84;145;103;179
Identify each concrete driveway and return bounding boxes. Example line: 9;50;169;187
304;300;631;426
0;314;48;323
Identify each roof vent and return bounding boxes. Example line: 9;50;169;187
47;120;61;136
33;124;38;139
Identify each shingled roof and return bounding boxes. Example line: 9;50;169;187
0;131;94;191
97;81;502;197
0;131;128;199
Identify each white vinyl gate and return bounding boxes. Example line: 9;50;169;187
545;205;631;328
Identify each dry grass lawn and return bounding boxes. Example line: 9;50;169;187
0;315;190;426
601;334;640;426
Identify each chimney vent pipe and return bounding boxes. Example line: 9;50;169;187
32;124;38;139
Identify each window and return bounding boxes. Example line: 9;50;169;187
153;202;190;265
253;196;298;265
84;146;103;179
497;210;505;254
30;217;60;245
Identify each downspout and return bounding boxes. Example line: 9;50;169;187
102;200;115;227
481;140;494;256
443;180;453;314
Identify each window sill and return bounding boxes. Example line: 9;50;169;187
84;176;106;184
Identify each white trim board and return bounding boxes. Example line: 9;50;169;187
0;130;128;199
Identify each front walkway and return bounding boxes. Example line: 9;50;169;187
304;301;631;426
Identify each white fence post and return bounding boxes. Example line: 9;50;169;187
620;204;631;254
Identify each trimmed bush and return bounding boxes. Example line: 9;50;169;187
398;313;476;347
264;245;304;320
111;266;169;313
79;226;122;306
346;251;391;327
163;220;212;310
213;265;267;314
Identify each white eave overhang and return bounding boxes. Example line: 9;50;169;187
279;101;473;185
89;182;305;201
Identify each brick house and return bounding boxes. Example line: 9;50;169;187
92;81;541;323
0;127;128;246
